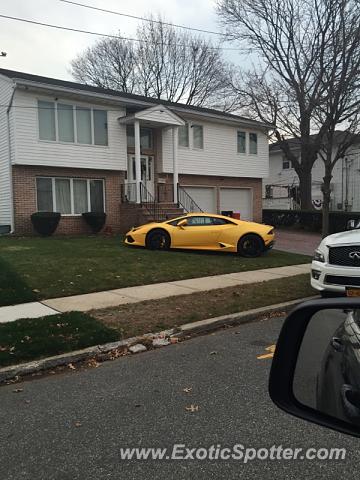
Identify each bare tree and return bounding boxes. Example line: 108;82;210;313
71;38;138;93
218;0;360;210
71;17;233;110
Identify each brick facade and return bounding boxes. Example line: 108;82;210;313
12;165;262;236
12;165;125;235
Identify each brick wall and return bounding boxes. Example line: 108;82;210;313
12;165;125;235
158;173;263;223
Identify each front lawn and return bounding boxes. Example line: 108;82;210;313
0;312;118;367
93;274;314;338
0;274;314;367
0;235;310;307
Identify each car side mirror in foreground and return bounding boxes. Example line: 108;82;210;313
269;298;360;437
177;219;188;228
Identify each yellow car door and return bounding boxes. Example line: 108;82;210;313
171;216;221;248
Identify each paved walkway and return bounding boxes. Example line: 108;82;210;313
275;229;321;256
0;263;311;323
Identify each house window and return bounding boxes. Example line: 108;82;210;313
38;101;56;141
36;177;105;215
265;185;273;199
178;124;189;147
126;126;153;149
36;177;53;211
58;103;74;142
76;107;92;144
282;157;292;169
237;131;246;153
93;109;108;146
37;101;108;146
73;179;88;214
249;133;258;154
192;125;204;149
55;178;71;214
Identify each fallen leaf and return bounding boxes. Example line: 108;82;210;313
87;358;100;368
74;421;82;427
185;404;199;412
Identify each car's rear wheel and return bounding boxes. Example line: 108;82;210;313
145;229;171;250
237;234;264;257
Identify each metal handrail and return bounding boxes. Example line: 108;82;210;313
121;182;137;203
177;185;204;213
140;183;170;222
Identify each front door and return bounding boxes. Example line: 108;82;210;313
127;155;154;199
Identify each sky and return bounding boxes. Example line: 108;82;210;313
0;0;240;81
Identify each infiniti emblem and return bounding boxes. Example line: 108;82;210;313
349;251;360;260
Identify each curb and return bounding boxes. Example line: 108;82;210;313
0;296;317;384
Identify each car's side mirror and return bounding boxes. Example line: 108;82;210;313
269;298;360;437
177;219;188;228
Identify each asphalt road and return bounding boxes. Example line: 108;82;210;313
1;315;359;480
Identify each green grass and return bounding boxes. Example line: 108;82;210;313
0;274;315;368
94;274;315;339
0;235;310;307
0;312;119;367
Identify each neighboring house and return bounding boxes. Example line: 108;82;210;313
264;135;360;211
0;68;270;235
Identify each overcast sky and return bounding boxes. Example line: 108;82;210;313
0;0;239;80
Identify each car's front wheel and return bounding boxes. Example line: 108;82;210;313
145;229;171;250
237;234;264;258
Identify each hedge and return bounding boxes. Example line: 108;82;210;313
263;209;360;234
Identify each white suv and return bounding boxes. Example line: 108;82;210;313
311;229;360;295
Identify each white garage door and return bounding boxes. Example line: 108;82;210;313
183;186;216;213
220;188;252;221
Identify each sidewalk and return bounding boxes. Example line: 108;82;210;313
0;263;311;324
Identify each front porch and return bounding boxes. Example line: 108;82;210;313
119;104;184;206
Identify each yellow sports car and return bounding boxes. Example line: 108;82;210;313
125;213;275;257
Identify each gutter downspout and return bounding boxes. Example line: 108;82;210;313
6;83;16;233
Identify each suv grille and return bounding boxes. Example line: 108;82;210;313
328;246;360;267
325;275;360;286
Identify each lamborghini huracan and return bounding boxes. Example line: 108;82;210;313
125;213;275;257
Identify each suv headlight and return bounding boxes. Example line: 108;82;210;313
313;250;325;263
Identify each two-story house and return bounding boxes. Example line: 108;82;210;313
0;68;270;235
264;135;360;211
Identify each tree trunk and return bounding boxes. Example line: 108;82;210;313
298;168;313;210
321;168;333;238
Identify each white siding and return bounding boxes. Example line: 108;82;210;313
136;108;183;126
0;75;13;228
265;146;360;211
12;90;127;171
162;118;269;178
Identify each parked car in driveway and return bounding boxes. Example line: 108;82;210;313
125;213;275;257
311;229;360;296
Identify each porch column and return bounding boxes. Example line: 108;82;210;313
134;119;141;204
172;126;179;204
